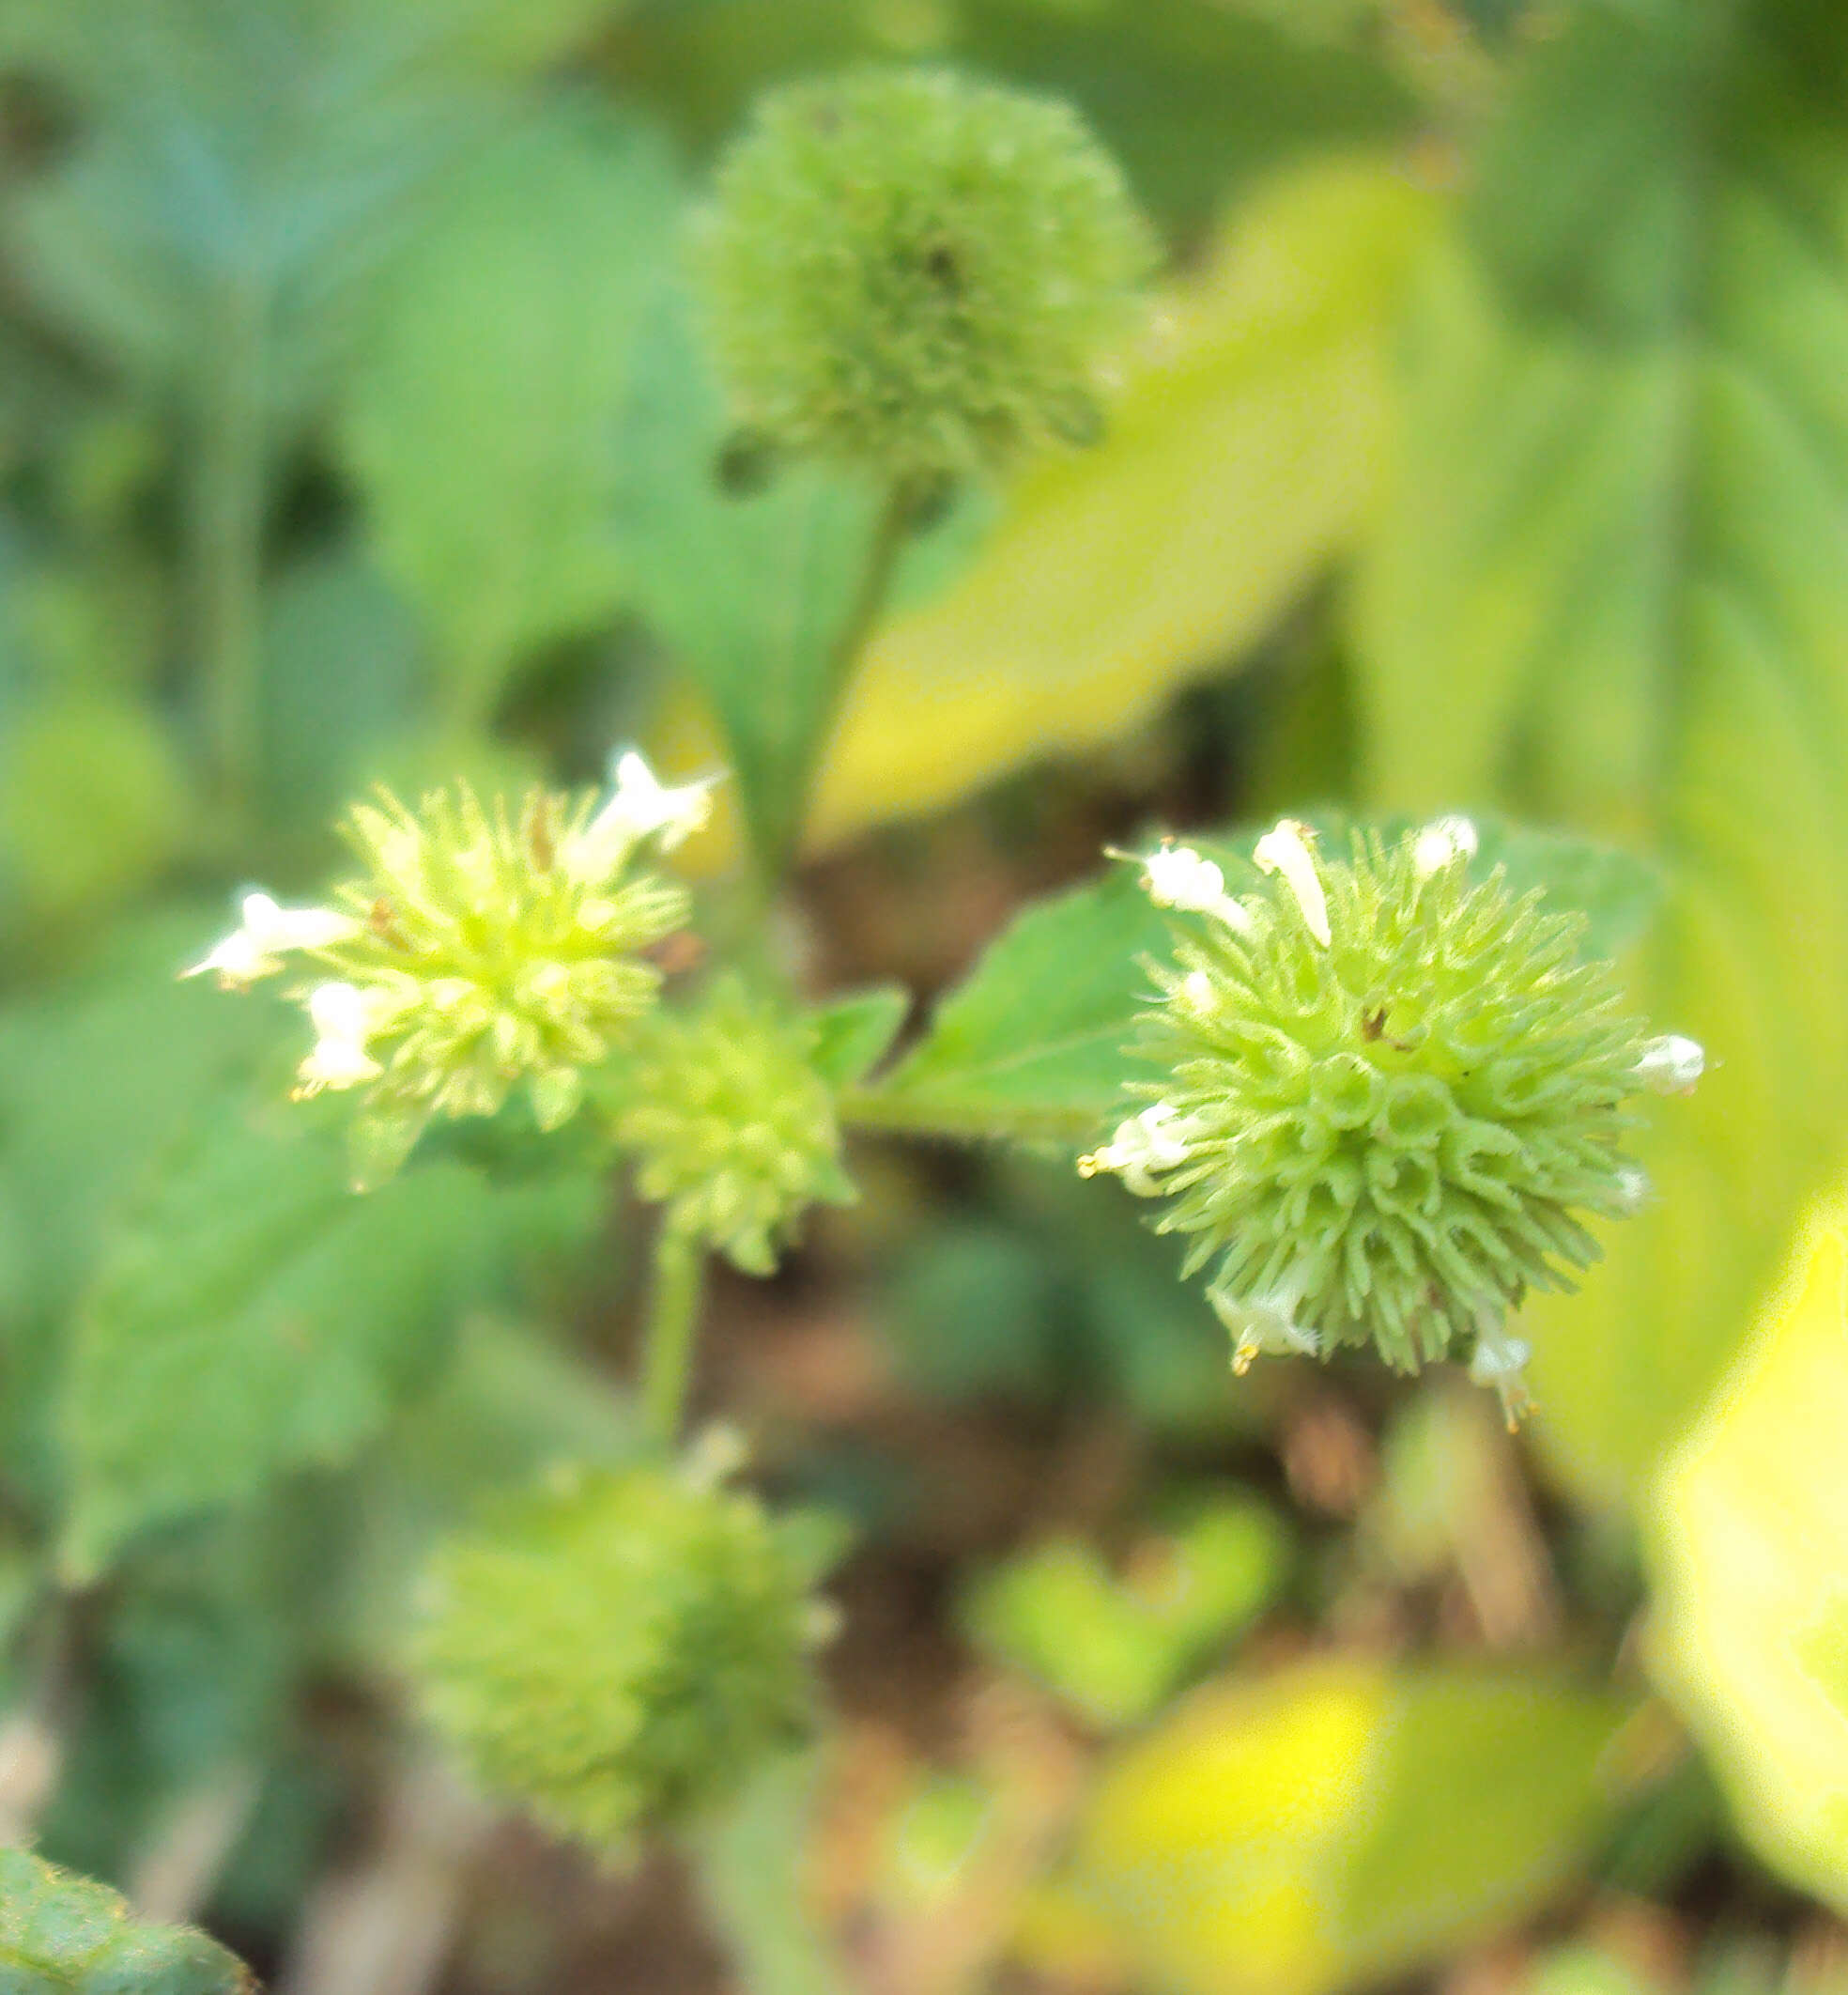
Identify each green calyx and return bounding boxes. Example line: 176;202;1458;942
613;976;856;1276
695;65;1156;482
415;1459;826;1852
1082;820;1700;1419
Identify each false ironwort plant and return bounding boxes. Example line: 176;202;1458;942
93;51;1703;1980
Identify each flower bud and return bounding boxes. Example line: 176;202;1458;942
695;66;1155;481
415;1461;827;1852
1081;817;1703;1415
612;977;855;1275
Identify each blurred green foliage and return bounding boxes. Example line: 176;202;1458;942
0;1;1843;1991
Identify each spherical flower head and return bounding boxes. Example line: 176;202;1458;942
1082;819;1703;1422
613;977;855;1276
415;1460;825;1851
188;755;699;1186
695;65;1156;482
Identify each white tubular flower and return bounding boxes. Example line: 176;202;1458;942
1129;843;1254;933
183;892;362;989
1468;1319;1534;1431
1209;1280;1319;1376
1254;819;1331;948
564;751;718;883
1078;1101;1194;1197
1412;814;1479;879
1634;1033;1704;1094
294;982;384;1096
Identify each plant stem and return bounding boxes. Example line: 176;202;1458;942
640;1222;707;1448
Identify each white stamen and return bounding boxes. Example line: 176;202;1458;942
183;891;362;988
1635;1034;1704;1095
1254;820;1331;948
1412;814;1479;878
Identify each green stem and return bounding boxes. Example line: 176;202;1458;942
639;1223;707;1449
761;476;917;890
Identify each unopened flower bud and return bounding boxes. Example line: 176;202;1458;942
1634;1033;1704;1094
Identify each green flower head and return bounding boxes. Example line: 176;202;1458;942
1080;818;1703;1423
185;751;711;1185
695;65;1156;481
613;976;856;1276
415;1453;828;1852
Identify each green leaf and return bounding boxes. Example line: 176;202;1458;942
341;103;680;720
609;286;882;874
1649;1182;1848;1914
850;861;1169;1145
1349;0;1848;1501
58;1114;570;1579
808;158;1433;848
1070;1661;1634;1995
0;1847;251;1994
806;984;911;1090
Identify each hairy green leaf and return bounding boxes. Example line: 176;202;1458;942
1350;0;1848;1501
0;1847;251;1994
58;1115;583;1579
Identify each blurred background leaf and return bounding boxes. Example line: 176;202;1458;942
1351;0;1848;1504
810;158;1434;848
1651;1176;1848;1916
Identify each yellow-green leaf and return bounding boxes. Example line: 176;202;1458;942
1649;1180;1848;1913
806;155;1434;848
1349;1;1848;1502
1070;1659;1632;1995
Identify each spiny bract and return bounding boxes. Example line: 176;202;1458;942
613;976;856;1276
184;752;709;1186
415;1459;825;1852
1080;819;1702;1422
695;65;1156;481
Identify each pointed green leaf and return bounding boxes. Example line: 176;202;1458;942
850;863;1169;1146
0;1847;252;1994
807;985;911;1090
1350;0;1848;1501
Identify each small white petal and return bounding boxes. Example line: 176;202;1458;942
183;892;358;987
1635;1033;1704;1094
1412;814;1479;878
1078;1102;1196;1196
294;982;384;1095
1210;1280;1318;1375
562;751;720;882
1132;843;1255;933
1254;820;1332;948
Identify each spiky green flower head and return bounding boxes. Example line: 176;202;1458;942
184;751;713;1186
612;975;856;1275
415;1448;830;1853
1079;817;1704;1424
695;65;1156;483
